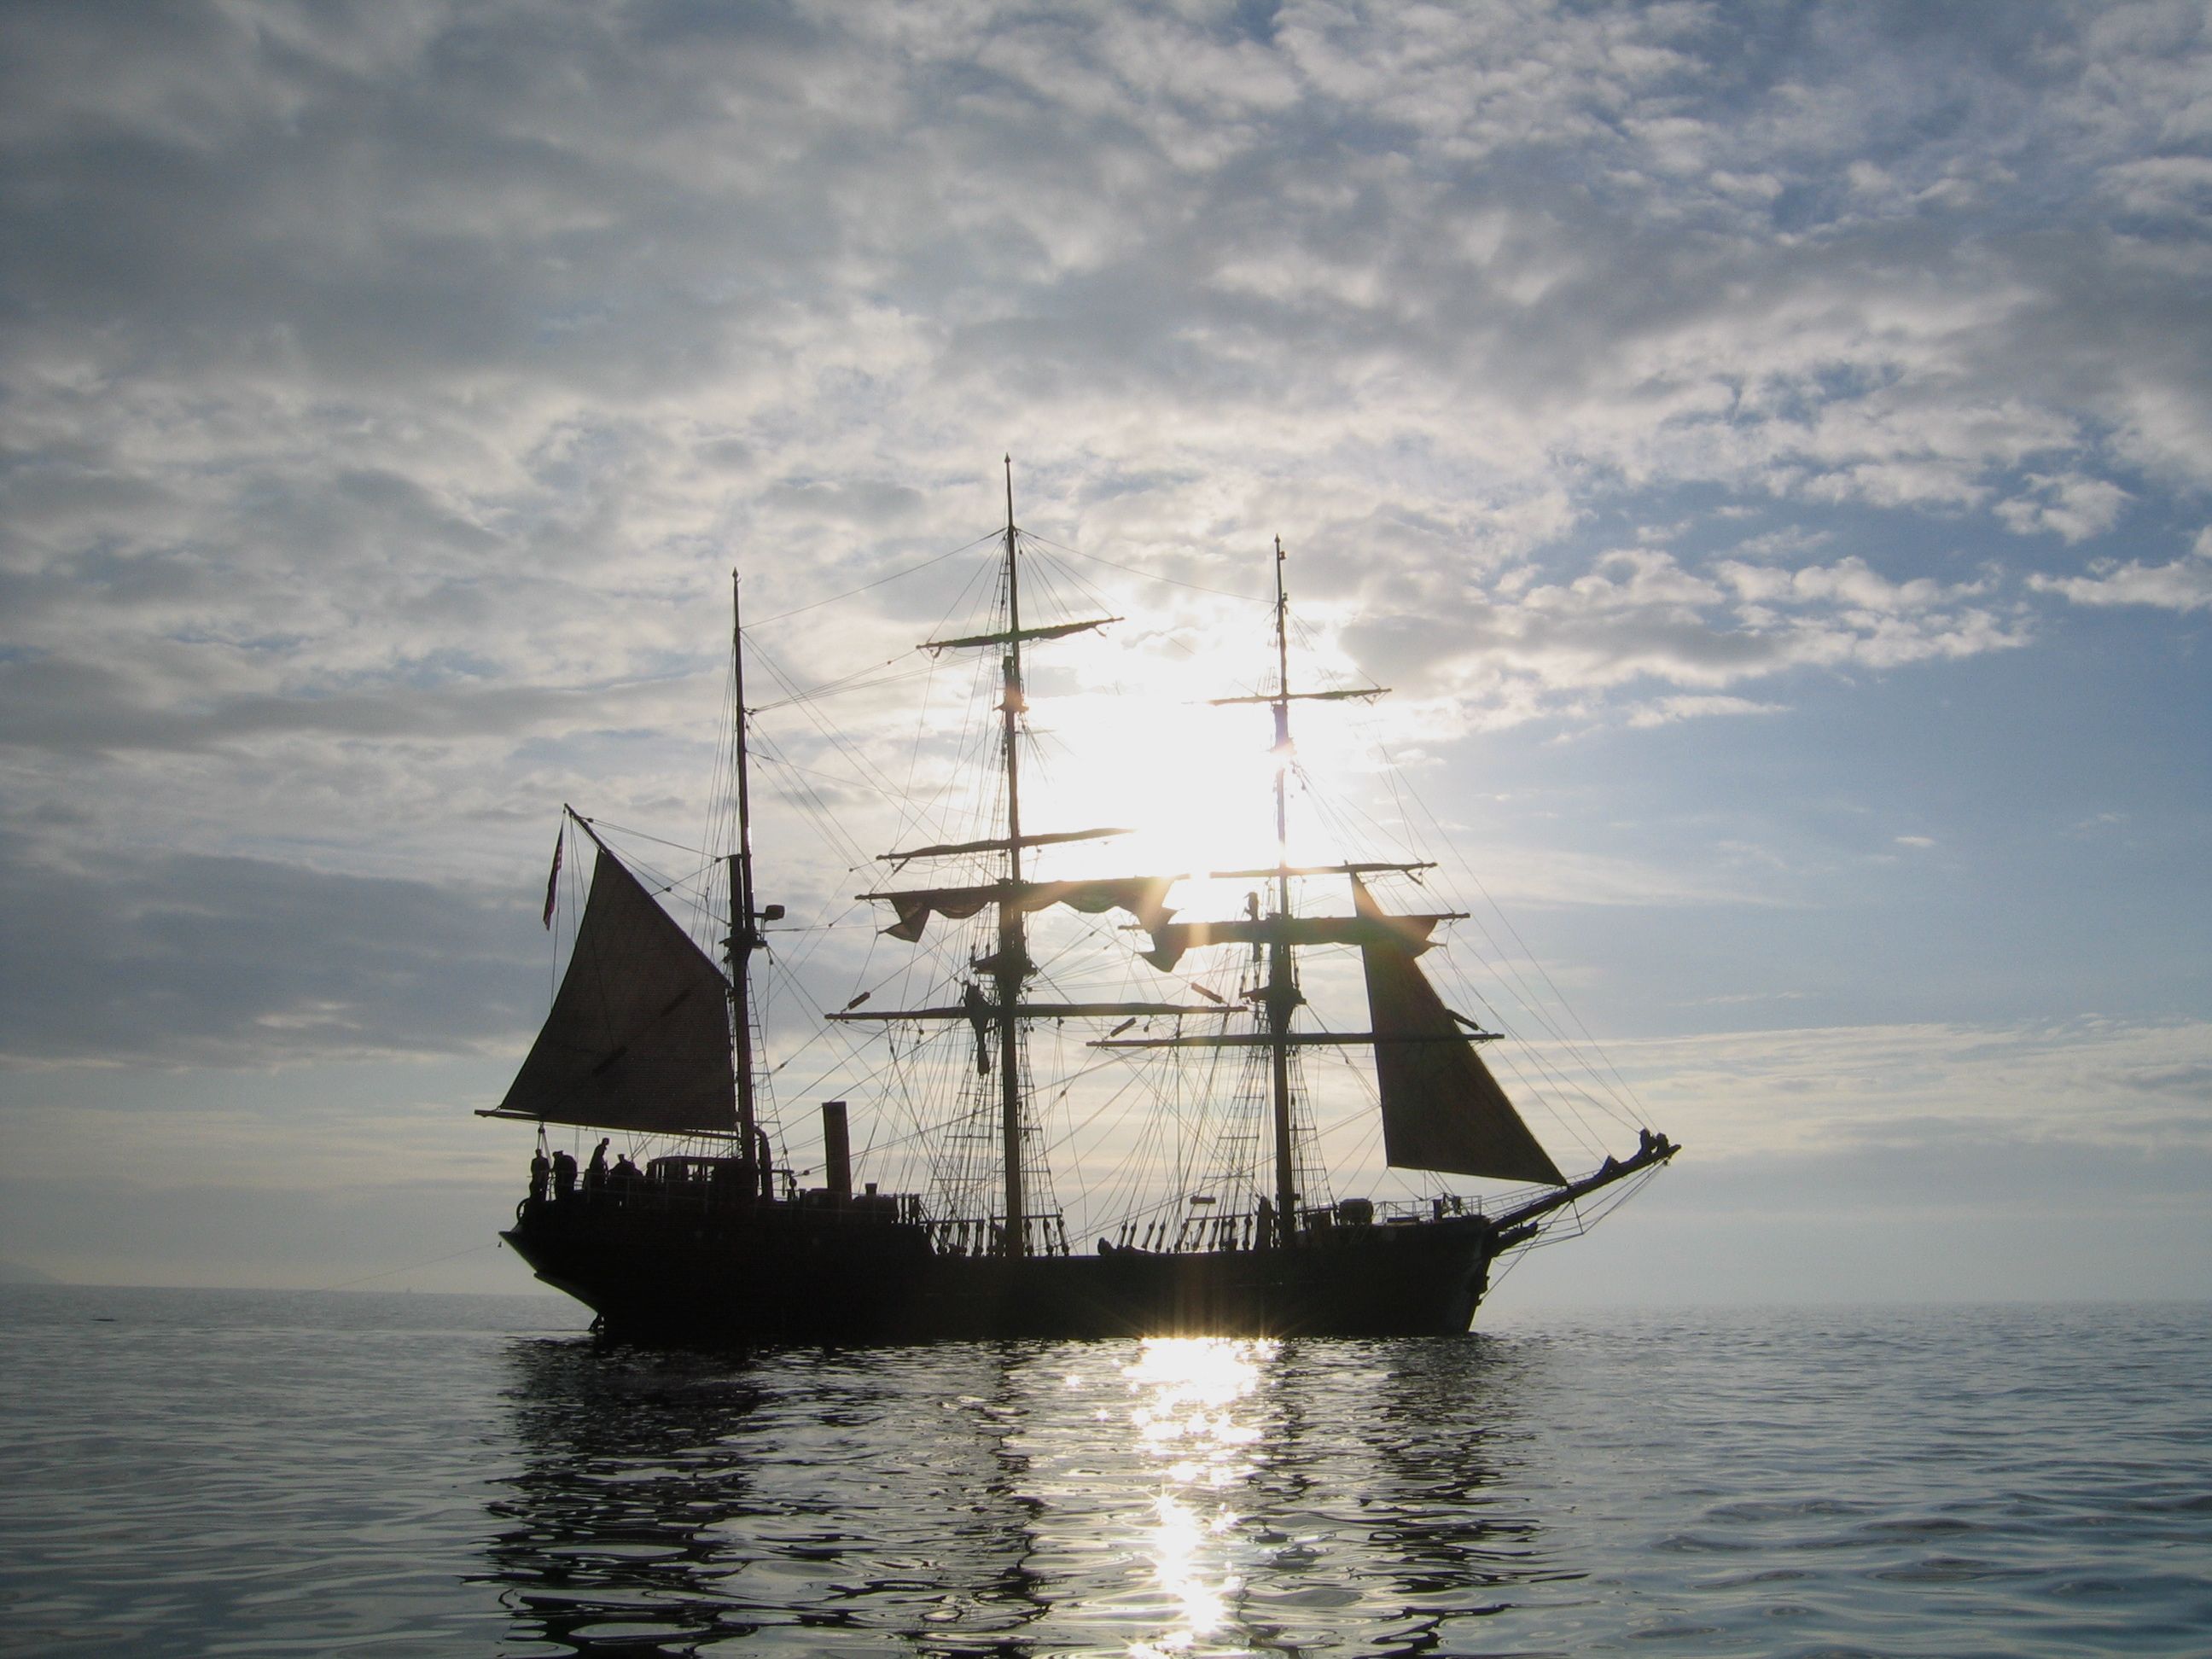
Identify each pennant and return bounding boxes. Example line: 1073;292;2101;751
541;830;563;928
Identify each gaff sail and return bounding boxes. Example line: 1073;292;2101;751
483;842;737;1136
1355;878;1566;1185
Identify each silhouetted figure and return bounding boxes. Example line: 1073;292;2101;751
963;982;992;1075
753;1124;775;1199
611;1154;641;1190
585;1137;610;1190
528;1150;550;1202
551;1148;577;1199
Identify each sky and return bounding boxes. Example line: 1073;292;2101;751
1;0;2207;1307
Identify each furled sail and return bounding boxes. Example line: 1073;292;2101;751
1354;879;1565;1185
1141;911;1451;972
870;876;1178;943
486;843;736;1135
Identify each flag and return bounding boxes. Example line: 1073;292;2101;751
541;831;563;928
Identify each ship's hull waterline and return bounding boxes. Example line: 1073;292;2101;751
504;1199;1502;1342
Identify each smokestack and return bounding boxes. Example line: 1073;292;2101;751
821;1100;851;1197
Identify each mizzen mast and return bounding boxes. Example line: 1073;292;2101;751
1224;540;1394;1244
1104;541;1502;1241
1099;538;1586;1210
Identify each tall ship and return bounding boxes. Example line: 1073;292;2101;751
489;471;1677;1342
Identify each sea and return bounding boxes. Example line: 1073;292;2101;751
0;1289;2205;1657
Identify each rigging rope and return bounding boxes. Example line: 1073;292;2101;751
1024;529;1266;603
746;532;998;626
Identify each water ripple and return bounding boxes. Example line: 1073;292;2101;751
2;1293;2209;1654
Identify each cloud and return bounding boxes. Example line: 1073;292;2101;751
1995;472;2131;542
8;3;2206;562
2027;527;2212;612
1342;544;2029;731
0;833;544;1068
0;2;2194;915
0;653;702;757
0;2;2207;1298
1623;694;1785;729
2100;154;2212;218
1592;1015;2212;1162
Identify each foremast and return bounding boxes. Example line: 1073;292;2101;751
728;572;771;1169
992;460;1031;1254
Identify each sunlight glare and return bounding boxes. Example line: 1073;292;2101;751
1049;687;1277;878
1121;1338;1277;1656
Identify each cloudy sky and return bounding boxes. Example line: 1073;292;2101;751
3;0;2206;1304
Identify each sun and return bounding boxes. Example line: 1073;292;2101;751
1039;681;1281;884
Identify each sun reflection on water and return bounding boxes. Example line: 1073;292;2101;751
1119;1337;1278;1657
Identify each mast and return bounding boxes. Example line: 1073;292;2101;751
1264;538;1300;1245
729;571;760;1152
996;457;1028;1254
831;469;1173;1247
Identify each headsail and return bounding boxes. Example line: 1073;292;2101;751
485;840;737;1136
1354;878;1565;1185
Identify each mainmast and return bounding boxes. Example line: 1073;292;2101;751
995;457;1030;1255
1263;538;1301;1245
831;466;1225;1253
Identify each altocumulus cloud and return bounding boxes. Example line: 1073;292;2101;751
0;1;2205;1254
2029;527;2212;614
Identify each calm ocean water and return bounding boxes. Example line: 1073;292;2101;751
0;1289;2205;1656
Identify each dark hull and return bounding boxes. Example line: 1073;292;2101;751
503;1196;1499;1342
